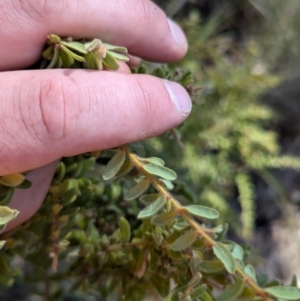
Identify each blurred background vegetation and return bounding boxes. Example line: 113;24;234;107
151;0;300;284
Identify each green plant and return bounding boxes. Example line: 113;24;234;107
0;11;300;301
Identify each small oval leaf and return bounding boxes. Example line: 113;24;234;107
187;272;202;287
60;41;87;54
103;151;126;180
119;217;131;244
0;188;15;206
138;196;167;219
190;284;207;300
199;260;225;274
115;160;134;178
0;206;19;225
185;205;219;219
231;244;244;260
216;279;245;301
0;174;25;187
151;211;177;227
103;51;119;70
125;179;150;201
171;230;198;251
139;193;160;206
265;286;300;300
143;163;177;181
244;264;257;282
147;157;165;166
159;179;174;190
238;286;255;301
17;179;32;189
103;43;128;53
59;48;74;67
60;44;86;62
213;243;235;274
109;52;129;62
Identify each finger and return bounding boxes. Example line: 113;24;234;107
127;55;142;68
1;0;187;69
4;161;58;232
0;69;192;175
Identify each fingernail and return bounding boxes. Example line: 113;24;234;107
167;18;188;50
163;80;192;116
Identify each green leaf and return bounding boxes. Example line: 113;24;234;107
84;51;98;70
59;48;74;67
216;279;245;301
185;205;219;219
103;43;128;53
138;196;167;219
17;179;32;189
60;41;87;54
190;254;201;275
133;246;147;276
0;188;15;206
0;241;5;250
143;163;177;181
103;151;126;180
244;264;257;282
0;174;25;187
166;286;185;301
171;230;198;251
81;157;96;174
139;193;160;206
190;284;207;300
238;286;256;300
0;206;19;225
109;52;129;62
59;178;79;194
119;217;131;244
124;179;150;200
231;244;244;260
199;260;225;274
213;243;235;274
265;286;300;300
200;291;214;301
151;211;177;227
173;220;190;231
146;157;165;166
187;272;202;287
103;51;119;70
160;179;174;190
60;44;86;62
209;224;224;233
42;45;53;59
115;159;134;178
48;34;61;43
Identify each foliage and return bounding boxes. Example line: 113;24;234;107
0;4;300;301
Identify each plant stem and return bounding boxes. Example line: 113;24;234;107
122;145;274;301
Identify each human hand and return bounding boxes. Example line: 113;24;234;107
1;0;191;231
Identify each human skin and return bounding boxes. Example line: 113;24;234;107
1;0;191;231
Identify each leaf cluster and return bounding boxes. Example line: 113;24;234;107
0;11;299;300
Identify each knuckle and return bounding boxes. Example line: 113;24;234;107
135;0;156;25
132;75;154;116
36;75;77;142
13;0;67;23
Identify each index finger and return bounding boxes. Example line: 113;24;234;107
1;0;188;69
